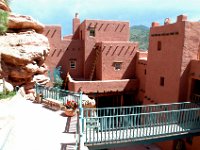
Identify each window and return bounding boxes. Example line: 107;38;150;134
144;69;146;75
114;62;122;71
70;60;76;69
89;29;95;37
160;77;165;86
157;41;162;51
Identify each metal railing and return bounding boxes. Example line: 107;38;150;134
35;83;81;105
83;102;200;146
35;83;84;150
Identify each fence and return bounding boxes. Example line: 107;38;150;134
35;83;83;150
35;83;81;105
83;102;200;146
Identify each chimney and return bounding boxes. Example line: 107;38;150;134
151;22;160;27
73;13;80;34
164;18;171;25
177;14;187;22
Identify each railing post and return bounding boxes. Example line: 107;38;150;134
79;91;84;150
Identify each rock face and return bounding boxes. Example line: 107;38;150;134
8;13;44;33
0;1;50;97
0;0;11;12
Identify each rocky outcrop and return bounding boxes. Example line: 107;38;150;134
0;1;50;98
1;31;49;85
0;0;11;12
8;13;44;33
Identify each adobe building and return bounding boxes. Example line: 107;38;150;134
43;13;140;107
142;15;200;150
43;14;200;149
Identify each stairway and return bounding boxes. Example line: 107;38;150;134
89;46;100;81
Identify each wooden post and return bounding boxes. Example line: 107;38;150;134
120;94;124;106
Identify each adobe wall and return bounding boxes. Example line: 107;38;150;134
79;20;130;79
43;25;63;76
68;79;138;93
58;40;84;79
97;41;138;80
135;51;147;103
145;17;185;104
43;25;84;80
179;21;200;101
187;60;200;100
84;20;129;42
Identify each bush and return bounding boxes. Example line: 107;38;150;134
0;91;16;100
0;9;8;34
53;66;63;88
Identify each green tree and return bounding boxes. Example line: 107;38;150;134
0;0;9;34
53;66;63;88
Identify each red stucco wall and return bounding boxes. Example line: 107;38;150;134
145;17;185;104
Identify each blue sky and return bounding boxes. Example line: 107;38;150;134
10;0;200;35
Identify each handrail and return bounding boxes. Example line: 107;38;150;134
84;101;198;110
85;106;200;118
84;103;200;146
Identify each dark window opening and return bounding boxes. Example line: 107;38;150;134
144;69;146;75
70;60;76;69
157;41;162;51
160;77;165;86
113;62;122;71
89;29;95;37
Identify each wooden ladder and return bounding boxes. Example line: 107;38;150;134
89;46;100;81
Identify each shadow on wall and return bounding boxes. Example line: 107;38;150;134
56;40;84;80
179;62;190;102
122;50;137;79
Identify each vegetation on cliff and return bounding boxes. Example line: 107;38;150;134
130;25;149;50
0;0;9;34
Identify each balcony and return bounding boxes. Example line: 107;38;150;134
68;79;138;93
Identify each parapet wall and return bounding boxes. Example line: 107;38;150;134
83;20;130;41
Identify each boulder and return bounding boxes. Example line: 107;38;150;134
0;6;50;98
0;31;50;86
33;74;50;86
0;79;14;92
8;13;44;33
0;0;11;12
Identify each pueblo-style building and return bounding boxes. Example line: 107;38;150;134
43;14;200;149
43;13;140;107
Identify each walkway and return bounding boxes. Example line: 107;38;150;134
0;93;78;150
84;103;200;149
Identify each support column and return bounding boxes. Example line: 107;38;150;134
79;91;84;150
120;94;124;106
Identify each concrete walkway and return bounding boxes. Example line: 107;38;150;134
0;93;161;150
0;93;78;150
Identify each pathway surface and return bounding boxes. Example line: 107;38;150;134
0;93;160;150
0;93;78;150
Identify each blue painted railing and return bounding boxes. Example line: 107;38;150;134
83;102;200;147
35;83;83;150
35;83;81;105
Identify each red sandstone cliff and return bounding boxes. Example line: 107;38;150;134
0;0;50;99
